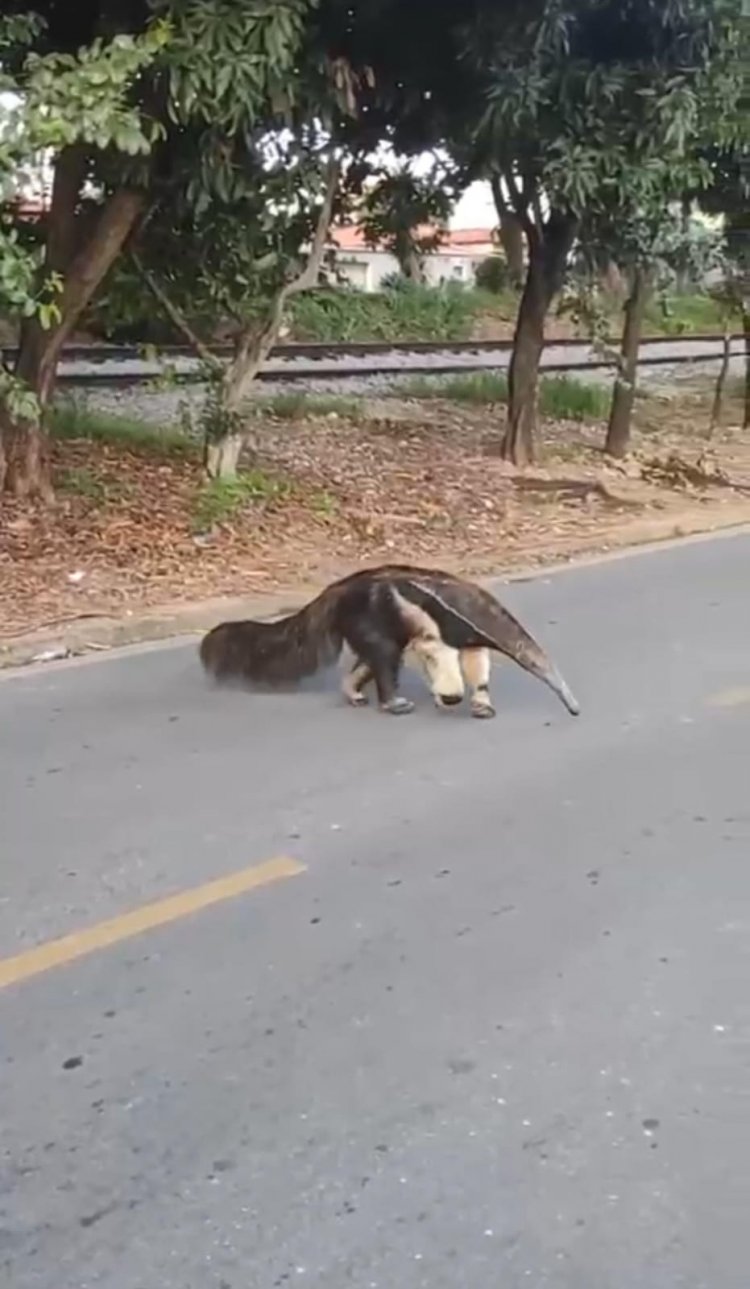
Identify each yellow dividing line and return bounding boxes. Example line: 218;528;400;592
706;686;750;709
0;856;305;992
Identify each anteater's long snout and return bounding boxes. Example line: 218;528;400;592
508;638;580;717
543;664;581;717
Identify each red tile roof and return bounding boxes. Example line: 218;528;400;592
331;225;497;253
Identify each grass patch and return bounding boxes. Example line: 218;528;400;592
56;466;109;503
310;488;339;517
56;465;136;505
259;391;363;420
401;371;509;403
87;268;736;348
192;469;290;532
642;292;741;337
538;375;611;421
49;402;193;455
400;371;610;421
291;283;478;343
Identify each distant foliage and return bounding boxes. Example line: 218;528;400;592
359;166;458;280
474;256;513;294
86;272;733;347
291;283;476;342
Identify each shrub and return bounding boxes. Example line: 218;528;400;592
474;255;512;294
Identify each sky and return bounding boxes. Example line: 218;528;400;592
451;180;496;230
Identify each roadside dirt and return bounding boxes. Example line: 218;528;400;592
1;378;748;662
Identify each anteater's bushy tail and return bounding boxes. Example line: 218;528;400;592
199;593;343;687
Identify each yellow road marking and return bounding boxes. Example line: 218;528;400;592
0;856;305;992
706;687;750;709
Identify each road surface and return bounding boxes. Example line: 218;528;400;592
2;532;750;1289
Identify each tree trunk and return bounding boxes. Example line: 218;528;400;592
202;301;286;481
708;328;732;438
0;405;55;503
743;306;750;432
400;239;425;284
500;212;577;465
676;195;692;293
204;433;244;480
502;261;546;465
201;157;341;480
601;259;625;297
2;181;145;499
497;212;524;287
605;266;650;459
490;176;524;288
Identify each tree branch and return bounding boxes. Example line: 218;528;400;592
226;153;342;406
130;249;221;371
501;167;534;238
285;153;341;298
15;186;146;403
45;143;89;273
489;173;509;219
531;190;545;238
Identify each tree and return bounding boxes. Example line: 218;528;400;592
489;176;524;287
0;8;167;497
579;1;748;457
466;0;741;465
695;147;750;429
572;206;725;457
87;0;491;479
359;165;457;283
606;214;729;456
129;136;345;479
0;0;498;499
1;0;347;501
118;35;377;478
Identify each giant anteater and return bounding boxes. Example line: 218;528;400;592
199;563;580;719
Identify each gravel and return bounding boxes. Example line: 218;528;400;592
58;354;741;430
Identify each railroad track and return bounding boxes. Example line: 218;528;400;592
2;333;744;387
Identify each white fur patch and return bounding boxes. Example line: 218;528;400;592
391;588;463;700
406;638;465;700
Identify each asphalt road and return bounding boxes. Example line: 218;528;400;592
2;531;750;1289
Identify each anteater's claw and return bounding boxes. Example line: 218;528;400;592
380;696;415;716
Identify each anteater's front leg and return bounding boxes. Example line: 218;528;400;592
341;657;372;707
460;647;495;719
343;628;413;715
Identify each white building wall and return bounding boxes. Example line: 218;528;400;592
336;249;493;292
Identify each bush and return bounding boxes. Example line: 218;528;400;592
379;271;410;291
84;257;735;349
291;283;477;343
474;255;513;294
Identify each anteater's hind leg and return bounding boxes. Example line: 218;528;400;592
460;647;495;719
341;657;372;707
343;627;413;715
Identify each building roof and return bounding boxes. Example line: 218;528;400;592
331;225;497;254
